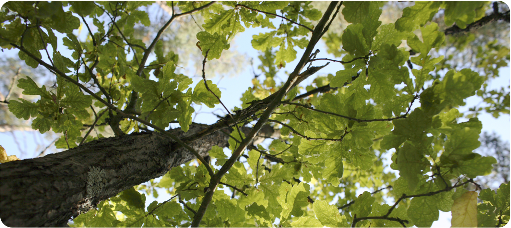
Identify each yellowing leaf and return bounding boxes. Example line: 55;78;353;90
0;145;19;163
451;191;478;227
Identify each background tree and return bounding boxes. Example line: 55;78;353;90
0;1;509;227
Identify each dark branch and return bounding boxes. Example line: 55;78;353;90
179;197;197;215
320;1;343;38
445;10;510;35
80;15;96;46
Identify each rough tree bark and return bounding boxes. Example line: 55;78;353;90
0;123;278;227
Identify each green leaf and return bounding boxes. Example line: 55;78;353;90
123;184;150;210
203;9;236;34
331;68;358;88
456;154;497;178
240;87;257;109
209;145;227;160
192;80;221;108
342;24;370;57
69;1;96;17
49;6;80;34
441;69;485;107
408;22;445;57
322;154;343;186
280;182;309;219
251;31;284;51
343;2;372;24
373;23;409;50
32;115;53;133
397;142;429;191
298;138;330;164
259;165;292;185
407;196;439;227
444;121;482;156
216;198;246;225
290;216;323;227
391;108;432;142
275;39;297;65
223;162;253;187
352;191;375;218
313;200;346;227
197;31;230;60
177;88;194;132
247;149;261;176
444;2;487;29
36;2;61;18
237;188;267;208
395;2;441;32
61;91;92;110
411;56;443;92
17;77;52;99
8;99;39;120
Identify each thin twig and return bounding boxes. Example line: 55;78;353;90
236;4;314;32
102;8;146;53
219;181;248;196
80;15;96;46
351;179;478;227
35;20;55;67
308;56;368;64
338;185;393;210
201;50;244;142
80;108;107;145
36;137;58;157
282;97;418;123
82;58;111;104
128;194;179;227
4;68;21;102
269;119;349;141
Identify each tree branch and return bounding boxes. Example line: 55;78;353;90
190;2;340;226
445;10;510;35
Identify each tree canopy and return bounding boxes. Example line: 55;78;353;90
0;1;509;227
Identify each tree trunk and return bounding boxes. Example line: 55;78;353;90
0;123;279;226
0;124;234;226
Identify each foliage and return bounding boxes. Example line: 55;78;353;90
0;1;509;227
